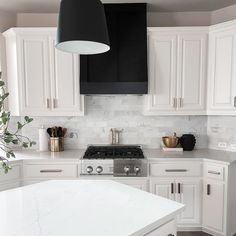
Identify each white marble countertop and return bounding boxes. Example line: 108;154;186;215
7;148;236;165
0;180;184;236
143;149;236;164
8;149;85;162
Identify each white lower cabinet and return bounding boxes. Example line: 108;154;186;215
175;179;201;226
145;219;176;236
115;178;149;192
0;163;22;191
150;178;201;227
203;180;225;233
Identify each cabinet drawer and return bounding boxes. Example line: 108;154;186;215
150;163;201;177
145;219;176;236
0;164;21;182
24;164;78;178
204;164;225;181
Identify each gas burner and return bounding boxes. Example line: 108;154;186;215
83;145;145;160
81;145;147;177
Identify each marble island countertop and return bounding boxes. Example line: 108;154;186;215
0;180;184;236
8;148;236;164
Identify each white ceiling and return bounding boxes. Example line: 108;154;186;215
0;0;236;13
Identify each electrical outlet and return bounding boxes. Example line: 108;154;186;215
218;142;227;148
230;144;236;150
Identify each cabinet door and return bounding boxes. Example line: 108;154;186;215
202;180;225;233
145;219;176;236
115;179;148;192
18;34;51;115
177;33;207;111
150;179;175;201
175;179;201;225
49;36;84;116
208;28;236;113
147;31;177;112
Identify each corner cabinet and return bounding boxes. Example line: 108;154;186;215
145;28;208;116
207;21;236;115
3;28;84;116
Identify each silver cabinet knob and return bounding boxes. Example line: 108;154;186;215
86;166;93;174
96;166;103;174
124;166;130;174
134;166;141;174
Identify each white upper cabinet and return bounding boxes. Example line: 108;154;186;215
147;33;177;112
177;34;207;111
48;36;84;115
145;28;208;115
207;21;236;115
3;28;84;116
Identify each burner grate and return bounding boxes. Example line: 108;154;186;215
83;146;144;160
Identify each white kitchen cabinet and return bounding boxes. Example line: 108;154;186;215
150;179;175;201
203;179;225;233
0;163;22;191
115;178;149;191
150;178;201;227
175;179;201;225
146;33;177;112
146;219;176;236
145;28;208;115
208;21;236;115
3;28;84;116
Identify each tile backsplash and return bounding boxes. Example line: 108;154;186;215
8;96;208;150
207;116;236;151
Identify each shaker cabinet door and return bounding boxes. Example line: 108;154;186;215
202;180;225;234
208;28;236;114
146;32;177;112
150;179;175;201
175;179;201;225
18;34;51;115
49;36;84;116
177;34;207;111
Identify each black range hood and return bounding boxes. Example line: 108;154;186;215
80;3;148;95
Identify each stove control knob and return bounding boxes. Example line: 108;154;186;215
86;166;93;174
134;166;141;175
124;166;130;174
96;166;103;174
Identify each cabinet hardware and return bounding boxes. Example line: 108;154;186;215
53;98;57;108
178;183;181;194
165;169;188;172
179;98;183;108
208;170;221;175
207;184;211;195
234;97;236;107
168;234;175;236
172;98;176;108
171;183;174;194
46;98;50;109
40;169;63;173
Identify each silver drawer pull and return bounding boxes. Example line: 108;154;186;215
40;169;63;173
165;169;188;172
208;170;221;175
234;97;236;108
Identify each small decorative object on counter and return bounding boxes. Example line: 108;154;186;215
47;126;67;152
162;133;179;148
38;126;48;151
180;134;196;151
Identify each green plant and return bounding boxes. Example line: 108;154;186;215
0;72;36;173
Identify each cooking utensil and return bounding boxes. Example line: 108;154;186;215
47;128;52;137
162;133;179;148
63;128;67;137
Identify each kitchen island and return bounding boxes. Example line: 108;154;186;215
0;180;184;236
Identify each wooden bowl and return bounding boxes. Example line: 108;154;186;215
162;136;179;148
